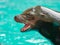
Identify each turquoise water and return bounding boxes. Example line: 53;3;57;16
0;0;60;45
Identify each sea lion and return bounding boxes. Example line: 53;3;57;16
14;6;60;45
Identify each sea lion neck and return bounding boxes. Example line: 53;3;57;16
41;6;60;24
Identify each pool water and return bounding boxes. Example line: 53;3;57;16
0;0;60;45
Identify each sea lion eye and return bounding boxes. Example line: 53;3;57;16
26;14;30;18
25;14;35;20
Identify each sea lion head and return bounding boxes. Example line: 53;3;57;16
14;6;53;32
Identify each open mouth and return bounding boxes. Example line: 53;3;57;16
21;23;31;32
14;16;32;32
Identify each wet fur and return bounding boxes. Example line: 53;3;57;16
33;20;60;45
15;6;60;45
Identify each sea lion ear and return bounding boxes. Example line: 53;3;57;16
39;13;46;18
40;13;45;16
34;6;47;17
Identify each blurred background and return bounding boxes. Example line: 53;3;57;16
0;0;60;45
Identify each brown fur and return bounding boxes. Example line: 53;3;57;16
14;6;60;45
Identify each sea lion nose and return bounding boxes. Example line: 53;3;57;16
14;16;20;22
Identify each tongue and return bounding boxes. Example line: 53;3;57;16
21;23;31;32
